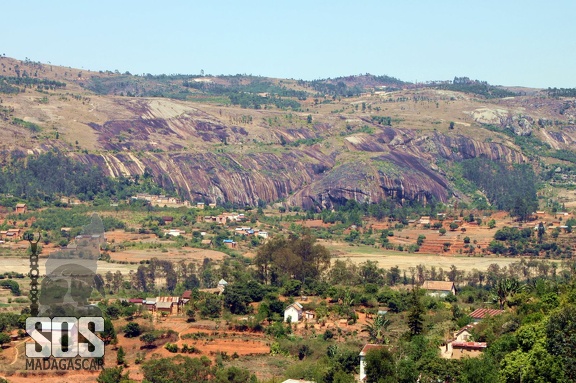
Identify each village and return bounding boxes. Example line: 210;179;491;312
0;196;574;382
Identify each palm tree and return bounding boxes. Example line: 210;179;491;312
362;314;390;344
492;278;524;310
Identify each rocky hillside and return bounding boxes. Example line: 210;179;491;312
1;56;576;209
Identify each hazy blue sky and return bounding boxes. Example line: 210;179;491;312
3;1;575;88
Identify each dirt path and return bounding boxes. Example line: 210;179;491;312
9;340;25;365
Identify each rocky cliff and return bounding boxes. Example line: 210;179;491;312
1;56;574;209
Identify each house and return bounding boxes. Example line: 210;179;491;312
6;228;21;239
128;298;144;305
258;231;269;239
15;203;27;214
359;344;385;381
284;302;303;323
469;308;504;323
450;341;487;359
201;239;213;247
422;281;456;297
182;290;192;303
223;239;237;249
419;216;431;225
208;203;217;208
216;215;228;224
196;202;205;209
304;311;315;321
143;297;157;311
155;296;181;315
162;216;174;224
218;279;228;293
281;380;315;383
454;325;474;342
441;324;476;359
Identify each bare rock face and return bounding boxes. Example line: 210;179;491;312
468;108;533;136
73;111;526;208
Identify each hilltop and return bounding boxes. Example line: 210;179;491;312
1;56;576;212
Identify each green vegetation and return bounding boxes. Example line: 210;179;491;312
0;75;66;94
461;158;537;220
547;87;576;97
0;150;172;203
434;77;518;98
11;118;41;132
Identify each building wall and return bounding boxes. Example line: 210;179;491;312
452;348;483;359
284;307;301;323
359;356;366;381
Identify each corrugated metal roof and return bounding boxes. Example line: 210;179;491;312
469;308;504;319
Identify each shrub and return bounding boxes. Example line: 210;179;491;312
164;343;178;353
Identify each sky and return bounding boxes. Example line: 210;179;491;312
2;1;575;88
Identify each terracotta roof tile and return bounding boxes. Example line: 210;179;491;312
452;341;487;350
360;344;385;356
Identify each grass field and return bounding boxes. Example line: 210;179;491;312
324;241;522;272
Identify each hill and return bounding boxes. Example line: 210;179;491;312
1;56;576;212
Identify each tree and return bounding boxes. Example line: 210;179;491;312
447;265;458;282
141;355;214;383
140;333;158;348
200;295;222;318
362;315;390;344
449;222;459;231
116;346;125;365
0;332;11;346
407;288;424;337
492;278;523;310
537;222;546;243
364;347;396;383
97;366;130;383
439;227;447;236
449;121;455;130
488;219;496;229
100;317;117;345
254;233;331;284
123;322;141;338
546;305;576;380
215;366;256;383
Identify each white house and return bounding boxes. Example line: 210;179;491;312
284;302;303;323
359;344;384;381
217;279;228;293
